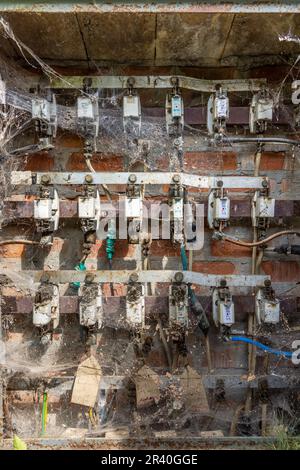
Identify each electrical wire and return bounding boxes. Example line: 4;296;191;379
222;230;300;248
0;239;39;246
230;336;293;358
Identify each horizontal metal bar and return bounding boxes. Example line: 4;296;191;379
11;171;267;189
49;75;265;92
6;270;269;287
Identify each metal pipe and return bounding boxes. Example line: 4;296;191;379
222;136;300;146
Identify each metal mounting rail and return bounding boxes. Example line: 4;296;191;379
13;270;269;287
48;76;266;92
11;172;267;189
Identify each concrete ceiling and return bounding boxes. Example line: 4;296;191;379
1;11;300;68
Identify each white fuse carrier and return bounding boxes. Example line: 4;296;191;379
79;283;103;328
255;289;280;324
250;93;274;133
214;197;230;220
169;284;189;327
208;191;230;229
171;95;183;118
125;196;142;219
126;283;145;327
252;194;275;226
34;189;60;232
78;190;101;231
212;289;235;327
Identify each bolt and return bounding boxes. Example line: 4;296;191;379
128;174;137;183
174;272;184;283
220;279;227;288
85;274;95;284
130;273;138;283
264;279;272;287
41;273;50;284
262;180;268;188
85;174;93;184
217;180;223;188
41;174;50;185
173;174;180;184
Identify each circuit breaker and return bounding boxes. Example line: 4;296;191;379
126;175;143;243
169;176;184;244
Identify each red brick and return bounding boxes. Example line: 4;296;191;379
0;244;25;258
55;133;83;148
67;153;123;171
192;261;235;275
25;152;54;171
184;152;237;172
97;240;136;258
151;240;180;257
262;261;300;282
260;152;285;171
211;240;252;257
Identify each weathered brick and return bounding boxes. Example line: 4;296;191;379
25;152;54;171
262;261;300;282
184;152;237;172
211;240;252;257
67;153;124;171
56;133;83;148
260;152;285;171
151;240;180;257
192;261;235;274
0;243;25;258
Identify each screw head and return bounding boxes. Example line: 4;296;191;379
174;272;184;283
220;279;227;288
41;174;50;185
85;174;93;184
129;273;138;283
262;180;268;188
217;180;223;188
173;174;180;184
128;174;137;183
264;279;271;287
85;274;95;284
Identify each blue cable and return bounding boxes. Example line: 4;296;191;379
230;336;293;358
